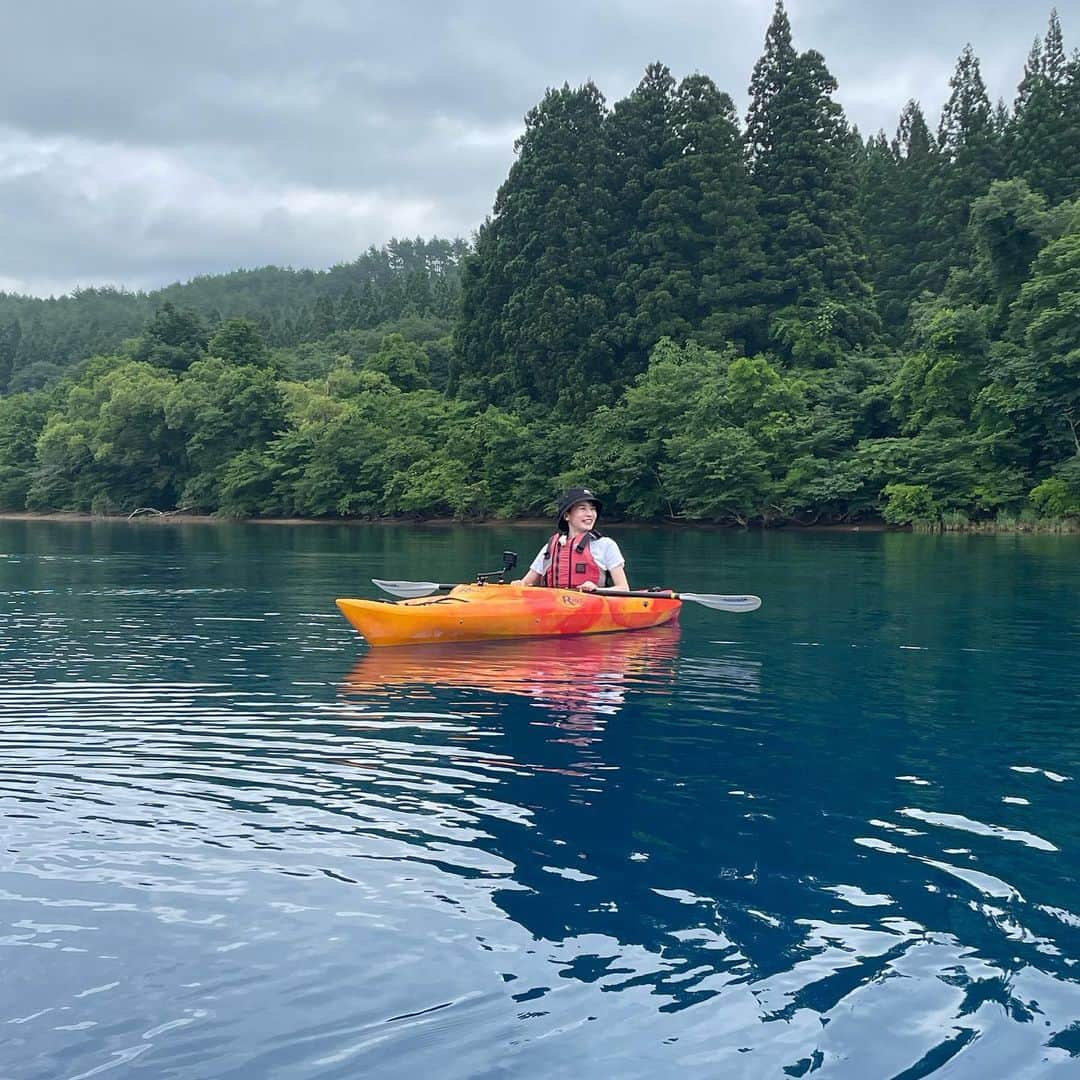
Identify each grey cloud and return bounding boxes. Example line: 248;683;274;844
0;0;1075;295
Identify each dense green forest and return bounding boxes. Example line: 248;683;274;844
1;2;1078;527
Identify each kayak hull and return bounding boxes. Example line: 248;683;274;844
335;583;682;647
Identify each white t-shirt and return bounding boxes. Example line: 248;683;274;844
529;534;625;577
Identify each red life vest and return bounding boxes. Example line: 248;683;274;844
542;531;604;589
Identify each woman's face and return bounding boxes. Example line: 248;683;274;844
564;501;598;534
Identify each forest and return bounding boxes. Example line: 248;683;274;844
0;2;1077;528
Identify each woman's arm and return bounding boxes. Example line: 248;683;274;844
513;544;550;586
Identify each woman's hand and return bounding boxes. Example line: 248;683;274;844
579;580;598;592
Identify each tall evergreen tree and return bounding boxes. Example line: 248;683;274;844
356;280;381;328
604;67;768;363
859;131;903;329
746;1;877;364
455;82;616;412
604;63;681;375
311;295;337;338
687;77;771;353
862;101;942;332
431;273;459;320
133;303;208;373
1010;11;1076;204
381;275;407;321
0;320;22;394
929;44;1005;286
1066;47;1080;199
404;269;434;315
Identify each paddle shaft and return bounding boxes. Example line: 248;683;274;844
372;579;760;611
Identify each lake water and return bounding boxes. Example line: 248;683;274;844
1;519;1078;1078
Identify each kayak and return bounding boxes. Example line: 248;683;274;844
335;583;682;647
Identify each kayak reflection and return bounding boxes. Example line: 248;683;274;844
343;624;681;721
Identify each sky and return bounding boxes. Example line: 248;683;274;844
1;0;1075;297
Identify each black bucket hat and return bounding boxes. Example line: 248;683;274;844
555;486;602;531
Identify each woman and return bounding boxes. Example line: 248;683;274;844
514;487;630;592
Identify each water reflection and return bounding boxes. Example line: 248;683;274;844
342;625;683;724
3;522;1080;1077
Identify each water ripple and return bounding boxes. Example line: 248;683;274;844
2;523;1079;1077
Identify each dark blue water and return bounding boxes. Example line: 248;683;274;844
1;520;1078;1078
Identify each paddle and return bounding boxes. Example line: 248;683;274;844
372;578;456;598
371;578;761;613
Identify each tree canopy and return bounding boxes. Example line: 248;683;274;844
2;4;1078;530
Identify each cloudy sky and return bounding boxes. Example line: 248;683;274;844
1;0;1074;297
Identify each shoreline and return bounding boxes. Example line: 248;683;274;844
2;510;1075;534
0;509;889;532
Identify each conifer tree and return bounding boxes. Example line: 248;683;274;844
928;44;1005;286
687;77;770;353
745;1;877;363
606;64;679;241
381;275;407;321
859;131;902;329
861;101;941;332
311;296;337;338
431;273;458;320
605;70;768;363
0;320;21;394
338;288;361;330
604;64;681;374
455;82;615;412
746;0;798;198
1065;48;1080;200
404;269;433;315
1010;11;1076;204
356;280;380;328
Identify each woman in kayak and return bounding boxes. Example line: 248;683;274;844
513;487;630;592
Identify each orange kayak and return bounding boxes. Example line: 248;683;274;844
335;583;682;647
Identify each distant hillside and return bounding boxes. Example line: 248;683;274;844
0;237;467;394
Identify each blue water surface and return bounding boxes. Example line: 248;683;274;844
1;520;1078;1078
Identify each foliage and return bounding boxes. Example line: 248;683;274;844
0;239;464;392
27;359;183;512
2;4;1076;530
968;179;1052;324
1029;458;1080;517
861;102;940;335
880;483;940;525
0;391;55;508
982;221;1080;471
455;80;616;415
364;334;431;391
164;356;286;510
207;317;270;368
1009;12;1077;204
746;3;878;363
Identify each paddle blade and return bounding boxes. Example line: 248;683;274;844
372;578;442;598
680;592;762;613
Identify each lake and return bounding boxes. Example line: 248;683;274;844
1;519;1078;1078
